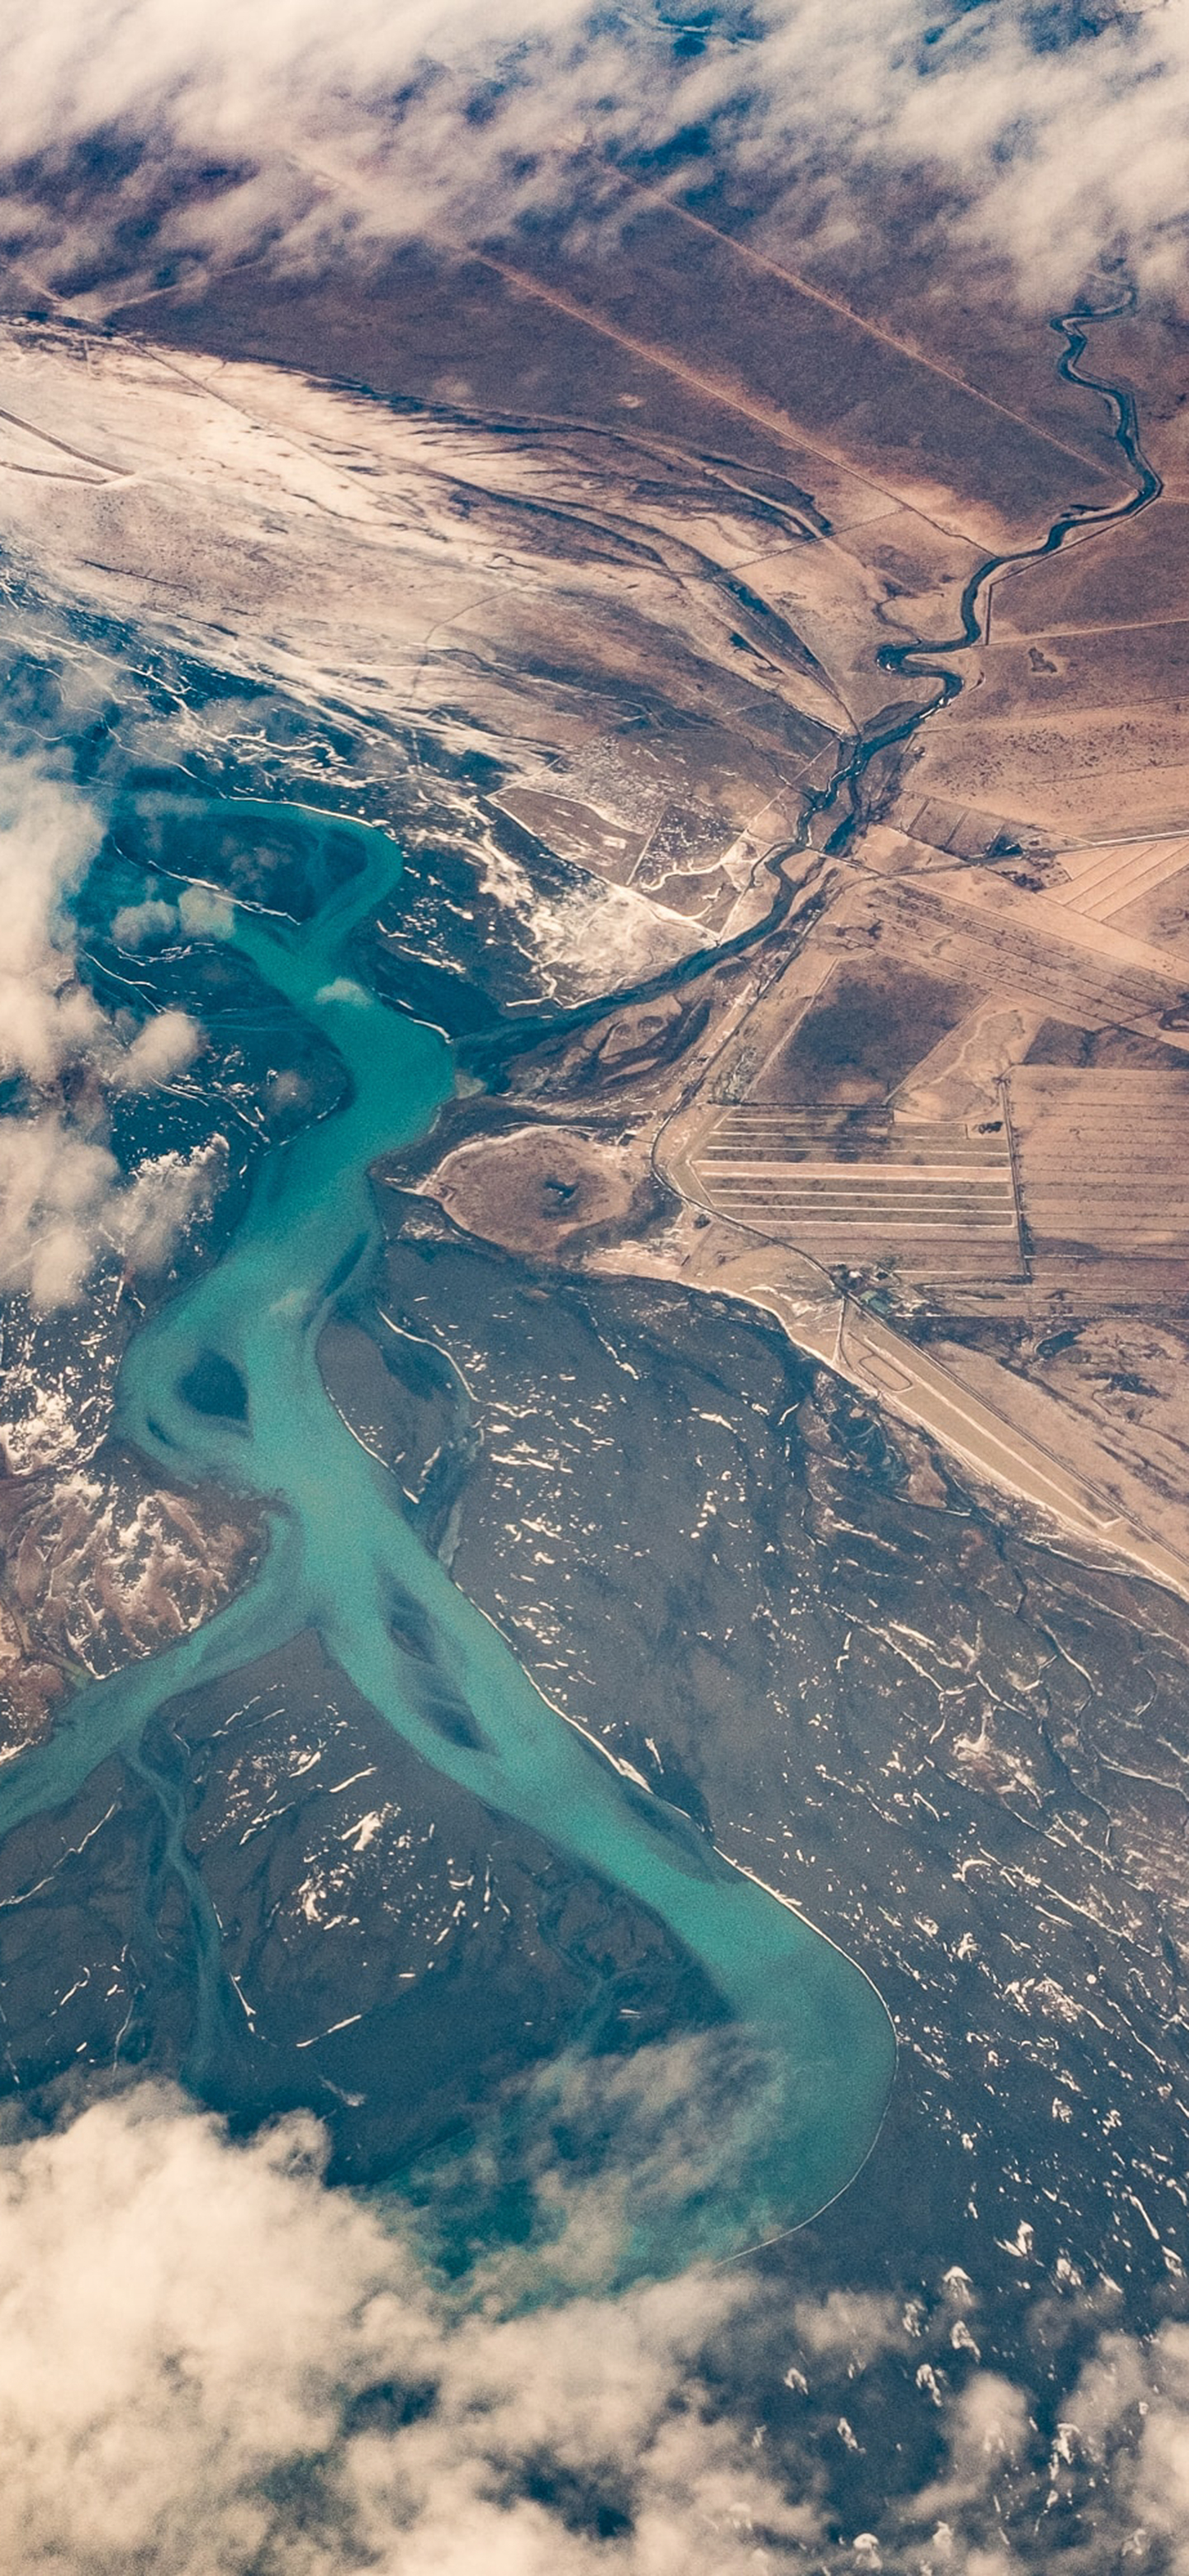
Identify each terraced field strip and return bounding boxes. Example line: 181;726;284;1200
692;1110;1019;1252
1009;1068;1189;1252
886;878;1186;1031
1048;834;1189;923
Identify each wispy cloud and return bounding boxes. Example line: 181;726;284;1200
0;1115;219;1309
0;2084;810;2575
0;2;1185;312
0;2082;1186;2576
0;756;213;1309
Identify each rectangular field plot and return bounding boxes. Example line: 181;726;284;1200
879;878;1185;1033
691;1109;1022;1276
1007;1068;1189;1261
1047;835;1189;925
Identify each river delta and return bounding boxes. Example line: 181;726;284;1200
2;209;1189;2559
0;792;893;2275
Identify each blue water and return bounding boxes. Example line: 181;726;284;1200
0;802;894;2271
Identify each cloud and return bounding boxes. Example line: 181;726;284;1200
113;886;234;950
791;2289;906;2371
0;1115;220;1308
109;1006;202;1090
178;883;233;938
904;2370;1030;2525
2;2083;1189;2576
0;758;200;1096
0;756;212;1309
0;1;1185;312
315;975;369;1005
0;758;107;1089
0;2083;814;2576
111;895;178;949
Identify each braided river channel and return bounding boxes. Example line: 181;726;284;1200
0;293;1166;2277
0;800;894;2275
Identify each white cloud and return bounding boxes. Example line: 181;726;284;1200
0;1115;221;1307
111;894;178;949
902;2370;1030;2528
0;2;1185;310
178;883;233;938
0;1117;121;1309
0;2084;814;2576
0;758;107;1089
109;1006;202;1090
315;974;369;1005
0;757;211;1309
792;2290;906;2371
0;759;201;1096
113;887;235;949
1;2083;1187;2576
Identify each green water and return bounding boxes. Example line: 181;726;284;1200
0;803;893;2269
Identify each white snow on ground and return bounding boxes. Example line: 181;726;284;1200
0;321;708;996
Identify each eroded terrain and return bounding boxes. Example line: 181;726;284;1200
2;211;1189;2523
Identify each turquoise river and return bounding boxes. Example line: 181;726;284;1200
0;803;894;2275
